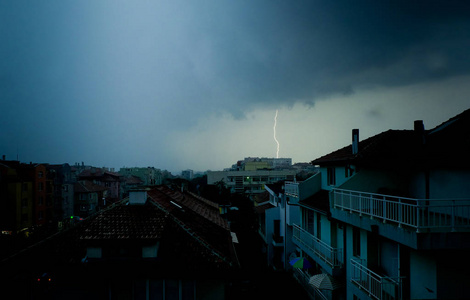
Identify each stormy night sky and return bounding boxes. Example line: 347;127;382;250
1;1;470;173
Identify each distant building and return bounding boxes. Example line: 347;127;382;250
78;168;122;203
181;169;194;181
46;163;74;222
73;180;108;217
120;175;144;198
119;167;163;186
0;160;34;234
207;169;296;194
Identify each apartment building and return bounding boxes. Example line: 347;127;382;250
207;169;296;195
46;163;74;222
292;109;470;300
78;168;122;202
119;166;163;186
0;160;34;234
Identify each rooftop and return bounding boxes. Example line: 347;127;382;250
312;108;470;168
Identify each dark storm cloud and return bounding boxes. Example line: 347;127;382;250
192;0;470;110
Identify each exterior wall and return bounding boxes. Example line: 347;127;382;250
265;206;280;266
244;161;269;171
320;214;331;246
410;250;437;299
345;225;369;300
207;170;296;194
319;166;352;191
339;169;412;195
7;181;33;233
299;173;322;199
181;169;194;180
429;169;470;199
129;190;147;205
285;199;300;226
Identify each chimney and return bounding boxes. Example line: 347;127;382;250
414;120;425;144
352;129;359;155
414;120;424;133
2;155;5;161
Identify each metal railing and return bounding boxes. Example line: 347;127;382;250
332;189;470;232
293;268;328;300
293;224;343;268
285;181;299;198
350;259;401;300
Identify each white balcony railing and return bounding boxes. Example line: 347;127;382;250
350;259;401;300
293;224;343;268
332;189;470;232
293;268;329;300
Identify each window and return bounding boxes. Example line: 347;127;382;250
304;210;314;233
38;182;44;191
353;227;361;257
38;196;44;206
327;167;336;186
38;171;43;178
22;183;28;191
22;198;28;208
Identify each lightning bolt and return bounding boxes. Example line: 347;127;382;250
273;110;280;158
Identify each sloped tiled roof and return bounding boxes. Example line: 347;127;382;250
80;203;166;240
78;169;121;180
77;185;239;269
74;180;108;193
124;175;144;185
311;108;470;168
150;185;229;230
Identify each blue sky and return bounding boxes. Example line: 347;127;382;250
1;1;470;173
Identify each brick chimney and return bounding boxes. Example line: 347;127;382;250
352;129;359;155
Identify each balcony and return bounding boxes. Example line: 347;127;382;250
285;181;299;198
350;259;401;300
293;224;343;274
292;268;329;300
331;189;470;233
